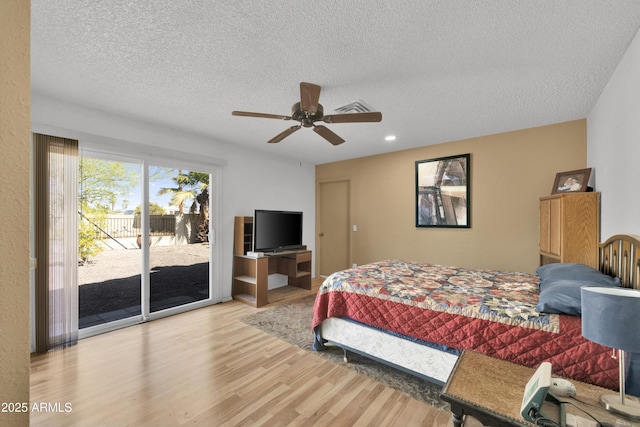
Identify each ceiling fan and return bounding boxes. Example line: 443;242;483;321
232;82;382;146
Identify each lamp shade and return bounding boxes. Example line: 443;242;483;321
581;287;640;353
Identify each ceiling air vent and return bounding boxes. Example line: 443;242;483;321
333;100;373;113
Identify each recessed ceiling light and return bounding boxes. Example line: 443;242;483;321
385;135;396;142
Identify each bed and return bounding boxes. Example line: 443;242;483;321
312;234;640;394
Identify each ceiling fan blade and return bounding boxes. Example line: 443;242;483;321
313;125;345;146
323;112;382;124
300;82;321;114
268;125;301;144
232;111;292;120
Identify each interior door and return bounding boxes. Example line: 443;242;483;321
319;180;350;276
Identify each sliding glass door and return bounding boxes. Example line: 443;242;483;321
78;157;143;328
78;154;215;333
148;166;210;313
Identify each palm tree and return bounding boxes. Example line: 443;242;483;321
159;171;210;242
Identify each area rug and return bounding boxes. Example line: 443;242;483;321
241;294;448;410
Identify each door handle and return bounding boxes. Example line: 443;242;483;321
319;232;324;237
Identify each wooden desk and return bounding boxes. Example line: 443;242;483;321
440;350;640;427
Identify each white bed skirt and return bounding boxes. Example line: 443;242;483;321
319;317;458;385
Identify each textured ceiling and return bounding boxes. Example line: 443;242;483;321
31;1;640;165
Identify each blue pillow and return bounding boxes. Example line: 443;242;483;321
535;264;621;315
536;263;621;288
535;280;596;315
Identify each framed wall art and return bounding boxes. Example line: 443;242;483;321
416;153;470;228
551;168;592;194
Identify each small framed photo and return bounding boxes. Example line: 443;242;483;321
551;168;592;194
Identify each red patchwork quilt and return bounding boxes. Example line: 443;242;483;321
312;260;619;389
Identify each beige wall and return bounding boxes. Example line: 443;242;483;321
0;1;31;426
316;120;587;274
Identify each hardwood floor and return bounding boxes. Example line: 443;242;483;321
30;279;463;426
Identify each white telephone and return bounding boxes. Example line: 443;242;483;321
521;362;577;422
521;362;552;421
550;378;577;398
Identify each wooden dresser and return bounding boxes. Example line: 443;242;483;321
539;192;600;269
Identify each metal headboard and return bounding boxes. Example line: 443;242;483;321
599;234;640;289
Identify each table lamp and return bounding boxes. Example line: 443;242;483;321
581;287;640;420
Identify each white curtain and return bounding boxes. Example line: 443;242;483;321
34;134;78;352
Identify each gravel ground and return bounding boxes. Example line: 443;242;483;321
78;242;210;285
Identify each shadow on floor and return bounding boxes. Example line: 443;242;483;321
79;262;209;328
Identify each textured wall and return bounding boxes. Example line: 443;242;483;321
0;1;31;426
316;120;587;274
588;28;640;238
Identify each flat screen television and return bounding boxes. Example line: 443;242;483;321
253;210;303;253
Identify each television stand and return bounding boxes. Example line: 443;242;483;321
232;249;312;307
232;216;312;307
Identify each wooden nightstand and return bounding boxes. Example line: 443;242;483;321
440;350;640;427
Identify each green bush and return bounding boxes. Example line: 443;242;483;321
78;212;104;264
